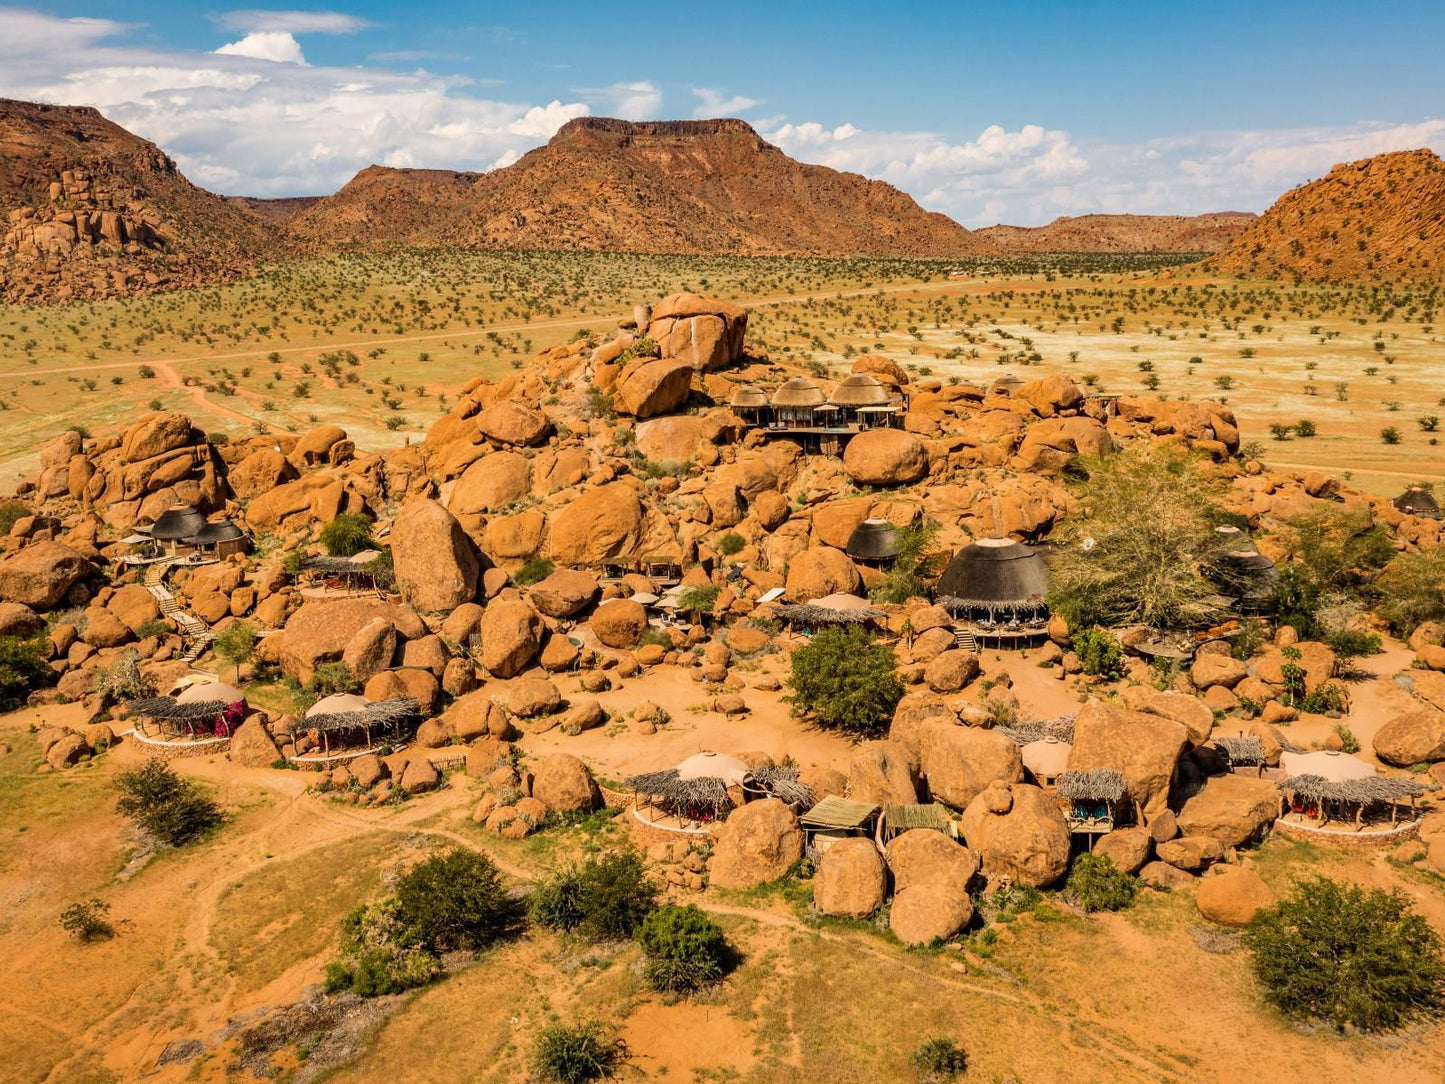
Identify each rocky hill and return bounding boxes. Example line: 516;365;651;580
976;212;1255;254
227;195;324;222
0;98;286;303
289;117;988;257
1203;148;1445;281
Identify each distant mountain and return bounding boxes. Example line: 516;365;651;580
289;117;989;257
228;195;324;222
976;212;1256;254
0;98;286;303
1203;149;1445;281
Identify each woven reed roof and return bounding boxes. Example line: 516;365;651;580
1021;737;1072;778
828;372;890;407
195;520;245;544
774;602;884;625
177;681;244;706
728;385;769;408
301;695;419;734
1394;487;1441;516
1057;769;1128;802
883;803;956;832
131;686;245;723
846;517;901;560
1279;774;1425;804
800;795;878;830
1280;750;1375;783
1214;734;1266;765
937;538;1048;606
999;714;1076;746
150;506;206;541
770;376;826;407
626;759;811;811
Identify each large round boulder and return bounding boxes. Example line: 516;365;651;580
889;884;972;946
784;546;861;601
917;721;1023;810
528;569;600;618
813;838;887;919
884;828;978;893
846;740;920;805
479;598;543;677
842;429;928;486
1372;707;1445;766
1093;827;1153;875
390;499;480;612
0;541;90;610
448;452;531;514
1068;698;1188;819
1174;773;1279;848
548;484;644;567
616;359;695;418
960;783;1070;888
507;677;561;718
532;752;600;813
709;798;805;889
476;401;551;446
590;599;648;649
1196;867;1276;927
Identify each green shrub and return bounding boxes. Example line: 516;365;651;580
134;620;171;640
514;557;555;586
60;898;115;943
393;848;525;954
786;625;903;737
1230;617;1268;661
1064;854;1137;913
324;899;442;996
0;501;31;535
532;1020;628;1084
213;620;257;680
319;511;375;557
911;1037;968;1082
531;850;657;942
637;904;729;993
282;548;307;576
1331;722;1361;754
1374;548;1445;635
0;636;51;711
309;661;359;697
114;761;222;847
678;583;721;620
1246;876;1445;1031
1323;629;1381;659
1071;627;1123;677
716;531;746;556
89;650;152;702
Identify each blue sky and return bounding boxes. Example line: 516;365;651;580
3;2;1443;224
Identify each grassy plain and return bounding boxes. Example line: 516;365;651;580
4;250;1437;495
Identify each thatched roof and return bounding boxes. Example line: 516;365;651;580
303;553;386;575
678;751;749;786
883;803;956;833
847;517;901;561
1280;750;1375;783
195;520;245;545
729;385;769;409
1214;734;1266;766
751;764;814;807
937;538;1048;610
1394;487;1440;517
626;758;811;812
770;376;826;408
828;372;890;407
1279;774;1425;804
177;681;244;706
150;506;206;542
999;715;1076;746
800;795;878;831
1057;769;1128;802
131;691;244;723
301;695;419;734
1021;737;1072;778
773;602;884;626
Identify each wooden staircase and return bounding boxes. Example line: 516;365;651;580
953;628;979;653
144;561;213;663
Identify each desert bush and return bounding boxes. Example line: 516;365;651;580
1331;722;1361;754
114;761;221;846
1246;876;1445;1031
319;511;375;557
678;584;721;620
911;1037;968;1082
1065;854;1137;912
637;904;729;994
1322;628;1381;659
60;898;115;943
532;1020;628;1084
393;848;525;953
1071;627;1123;677
90;650;152;702
514;557;555;586
786;625;903;737
869;520;942;605
1374;548;1445;635
0;635;51;710
531;850;657;942
0;500;31;534
716;531;746;556
324;899;442;996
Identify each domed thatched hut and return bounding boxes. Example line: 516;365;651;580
1277;750;1425;837
1021;736;1071;792
626;751;812;830
770;376;826;426
937;538;1049;645
846;517;901;567
292;693;420;763
130;680;247;751
727;384;770;426
1393;486;1441;519
828;372;900;428
150;506;206;550
144;505;249;558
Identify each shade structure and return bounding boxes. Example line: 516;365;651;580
937;538;1048;613
300;695;420;737
728;385;769;409
846;517;901;562
1213;525;1277;603
828;372;889;407
150;505;207;542
808;592;873;611
770;376;826;408
308;692;370;718
989;373;1026;398
1280;749;1375;783
176;681;244;706
676;751;750;786
194;520;245;546
1393;487;1441;518
1021;736;1072;780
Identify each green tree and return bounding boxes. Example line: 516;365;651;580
637;904;729;993
1046;443;1234;629
393;848;525;953
532;1020;628;1084
1374;548;1445;634
1268;505;1394;634
1064;854;1137;912
319;511;375;557
514;557;554;586
531;850;657;942
1246;876;1445;1031
0;636;53;710
213;621;257;681
787;625;903;736
60;898;115;943
114;761;221;847
870;520;942;605
325;899;442;996
911;1037;968;1082
678;583;721;621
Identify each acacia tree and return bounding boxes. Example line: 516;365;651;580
1046;443;1234;629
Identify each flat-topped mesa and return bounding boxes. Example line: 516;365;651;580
550;116;761;142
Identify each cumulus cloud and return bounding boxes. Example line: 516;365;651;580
692;87;761;118
212;9;373;35
214;31;307;64
0;7;592;196
571;81;661;121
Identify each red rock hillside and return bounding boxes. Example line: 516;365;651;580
976;212;1256;254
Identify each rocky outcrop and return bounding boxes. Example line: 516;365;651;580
709;798;805;889
842;429;929;486
960;782;1071;888
616;359;694;418
0;541;90;609
548;483;644;566
390;498;480;612
1372;707;1445;765
813;838;886;919
917;721;1023;810
1069;699;1187;819
1175;774;1278;848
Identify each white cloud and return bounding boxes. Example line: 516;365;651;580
214;31;307;65
692;87;761;118
213;10;373;34
0;7;591;196
572;81;661;121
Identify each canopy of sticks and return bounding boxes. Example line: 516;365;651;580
303;697;419;735
1279;774;1425;805
130;696;232;723
773;603;884;626
1057;769;1128;802
1214;734;1266;766
999;715;1077;746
